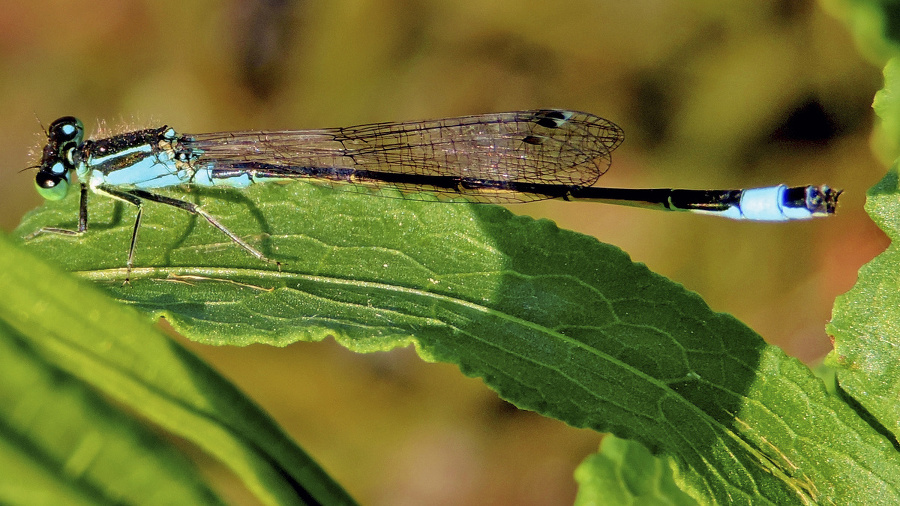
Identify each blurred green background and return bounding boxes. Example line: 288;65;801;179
0;1;887;504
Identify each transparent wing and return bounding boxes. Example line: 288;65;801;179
183;109;624;203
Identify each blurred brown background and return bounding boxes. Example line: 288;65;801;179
0;1;887;504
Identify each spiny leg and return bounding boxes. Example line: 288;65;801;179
127;206;143;276
77;182;88;232
95;187;143;282
103;186;280;271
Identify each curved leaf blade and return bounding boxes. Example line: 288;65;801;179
0;232;356;506
15;181;900;504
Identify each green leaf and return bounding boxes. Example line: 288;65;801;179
574;436;695;506
825;4;900;160
874;58;900;161
828;126;900;440
0;434;101;506
0;318;222;506
0;232;356;506
826;5;900;466
15;181;900;504
819;0;900;63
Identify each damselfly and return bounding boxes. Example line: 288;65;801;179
30;109;840;274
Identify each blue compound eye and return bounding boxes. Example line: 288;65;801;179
48;116;84;144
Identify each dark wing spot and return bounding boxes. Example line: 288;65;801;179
522;135;543;145
533;110;568;129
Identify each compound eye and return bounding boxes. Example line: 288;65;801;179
48;116;84;145
34;169;70;201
